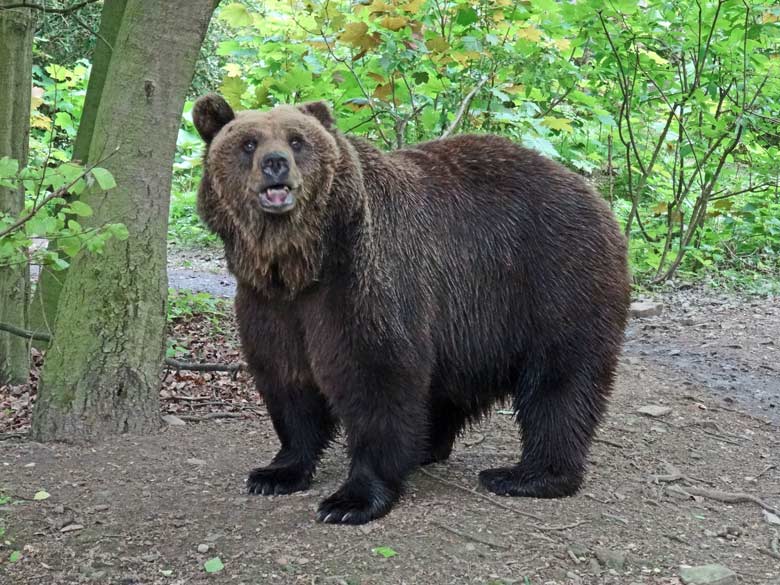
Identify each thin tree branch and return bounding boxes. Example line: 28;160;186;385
441;76;489;138
0;321;246;374
1;0;100;15
0;321;50;342
0;147;119;240
72;12;112;50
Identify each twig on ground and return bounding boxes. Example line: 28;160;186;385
697;420;745;441
165;359;244;374
649;462;714;486
431;521;510;550
169;395;215;401
667;533;691;545
176;412;246;422
0;432;28;441
602;512;629;525
668;484;780;516
715;404;772;425
534;520;588;532
697;430;742;446
758;531;780;560
418;468;544;522
593;437;626;449
753;464;776;481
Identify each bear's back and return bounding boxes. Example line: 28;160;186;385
344;133;629;390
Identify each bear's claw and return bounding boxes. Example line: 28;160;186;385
247;465;311;496
316;479;397;525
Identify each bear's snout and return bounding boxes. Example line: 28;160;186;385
261;151;290;184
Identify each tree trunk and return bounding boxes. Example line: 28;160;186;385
31;0;219;441
27;0;128;346
0;1;33;385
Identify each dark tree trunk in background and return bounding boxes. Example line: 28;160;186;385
32;0;220;441
28;0;128;346
0;1;33;384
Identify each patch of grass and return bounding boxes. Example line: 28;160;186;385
168;189;219;248
167;288;226;323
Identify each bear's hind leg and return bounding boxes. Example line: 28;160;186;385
248;383;336;496
421;396;468;465
479;364;610;498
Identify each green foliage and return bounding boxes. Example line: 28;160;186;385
32;4;103;69
29;61;90;163
168;102;219;248
0;156;127;270
591;1;780;282
196;0;780;285
167;288;225;322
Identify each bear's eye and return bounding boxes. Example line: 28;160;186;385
242;139;257;154
289;137;304;152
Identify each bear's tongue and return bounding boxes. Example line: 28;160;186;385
265;186;290;205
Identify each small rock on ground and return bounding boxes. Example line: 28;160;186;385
637;405;672;417
162;414;186;426
595;548;626;571
630;301;663;318
679;564;737;585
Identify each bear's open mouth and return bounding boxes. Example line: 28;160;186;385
259;185;295;215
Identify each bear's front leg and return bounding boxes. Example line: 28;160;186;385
316;368;428;525
247;381;337;496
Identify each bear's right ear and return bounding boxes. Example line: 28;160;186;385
192;94;235;143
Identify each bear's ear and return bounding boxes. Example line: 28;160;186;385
298;101;335;130
193;94;235;143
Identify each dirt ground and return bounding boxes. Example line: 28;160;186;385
1;251;779;585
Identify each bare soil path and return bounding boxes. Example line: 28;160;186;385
1;248;778;585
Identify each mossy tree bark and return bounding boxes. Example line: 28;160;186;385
31;0;219;441
0;1;33;384
27;0;128;347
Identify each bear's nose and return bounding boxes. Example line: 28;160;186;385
261;152;290;183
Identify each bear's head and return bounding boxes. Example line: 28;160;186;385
192;94;343;295
193;94;340;219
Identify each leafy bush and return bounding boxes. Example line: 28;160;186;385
199;0;779;285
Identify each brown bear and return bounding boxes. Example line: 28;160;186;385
192;93;630;525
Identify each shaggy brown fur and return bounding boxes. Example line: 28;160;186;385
193;94;631;525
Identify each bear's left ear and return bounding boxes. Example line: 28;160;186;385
298;101;335;131
193;93;235;143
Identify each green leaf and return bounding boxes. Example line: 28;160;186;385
220;76;248;110
54;112;74;131
91;167;117;190
50;257;70;271
204;557;224;573
68;201;93;217
372;546;397;558
219;3;253;27
60;236;82;258
33;490;50;501
455;7;478;26
9;550;22;563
